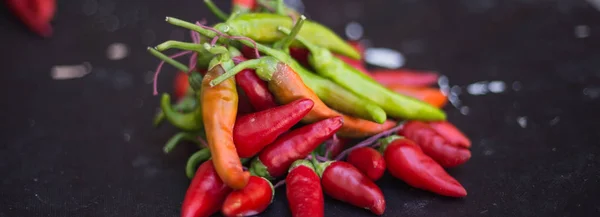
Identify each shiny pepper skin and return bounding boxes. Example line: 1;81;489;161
286;160;324;217
319;161;386;215
380;137;467;197
181;160;232;217
221;176;274;217
347;147;386;181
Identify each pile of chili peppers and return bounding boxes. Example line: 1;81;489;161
149;1;472;216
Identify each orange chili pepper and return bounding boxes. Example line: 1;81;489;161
202;63;250;190
386;85;448;108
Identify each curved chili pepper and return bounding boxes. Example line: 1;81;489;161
226;13;360;59
347;147;386;181
286;160;324;217
379;136;467;197
182;160;232;217
234;98;314;158
230;47;279;111
279;27;446;121
167;18;389;125
386;85;448;108
315;161;386;215
428;121;471;148
6;0;54;37
250;117;343;179
160;93;204;131
399;121;471;168
209;56;395;138
221;176;274;217
202;47;249;189
371;69;439;87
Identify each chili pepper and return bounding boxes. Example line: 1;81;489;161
185;148;211;179
167;17;390;126
314;160;386;215
230;46;279;111
233;0;257;14
334;54;371;76
226;13;360;59
288;47;311;68
399;121;471;168
250;117;343;179
378;136;467;197
234;98;314;158
326;137;352;159
428;121;471;148
279;27;446;121
6;0;54;37
182;159;233;217
160;93;204;131
386;85;448;108
371;69;439;87
347;40;365;58
221;176;274;217
347;147;386;181
201;45;249;189
237;88;255;115
286;160;324;217
210;55;395;137
153;93;199;127
174;72;191;100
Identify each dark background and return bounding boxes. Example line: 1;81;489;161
1;0;600;216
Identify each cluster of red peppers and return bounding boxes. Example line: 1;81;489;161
5;0;56;37
148;0;472;216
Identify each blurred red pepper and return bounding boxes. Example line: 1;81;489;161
286;160;324;217
379;136;467;197
386;85;447;108
250;117;343;179
371;69;439;87
233;98;314;158
232;0;256;12
6;0;55;37
399;121;471;168
428;121;471;148
316;161;385;215
173;72;190;101
347;147;386;181
182;160;232;217
288;47;311;67
221;176;273;217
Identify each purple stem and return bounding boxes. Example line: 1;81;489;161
153;51;193;95
324;134;339;159
210;36;219;46
197;136;208;148
274;179;286;188
232;57;244;64
334;123;405;161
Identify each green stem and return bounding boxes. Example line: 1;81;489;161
275;15;306;51
163;132;201;153
278;26;320;54
209;59;261;86
275;0;285;15
153;112;165;127
185;148;212;179
156;41;204;52
147;47;192;73
204;0;229;21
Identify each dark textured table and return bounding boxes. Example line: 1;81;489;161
1;0;600;216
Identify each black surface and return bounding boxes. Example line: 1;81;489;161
2;0;600;216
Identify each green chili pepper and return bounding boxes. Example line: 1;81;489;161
165;17;387;124
278;27;446;121
226;13;361;60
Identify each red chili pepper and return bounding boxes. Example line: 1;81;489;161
386;85;448;108
233;54;279;111
182;160;233;217
236;88;255;116
428;121;471;148
371;69;439;87
173;72;190;101
327;138;352;159
379;136;467;197
241;45;260;59
6;0;54;37
288;47;311;67
286;160;324;217
399;121;471;168
221;176;274;217
347;40;365;59
346;147;386;181
233;0;256;12
316;161;385;215
233;98;314;158
250;117;343;179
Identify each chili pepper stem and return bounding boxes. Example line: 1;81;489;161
274;15;306;51
275;0;286;16
148;47;194;73
204;0;229;21
185;148;212;179
163;132;202;153
278;26;320;55
155;41;204;53
334;122;405;161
